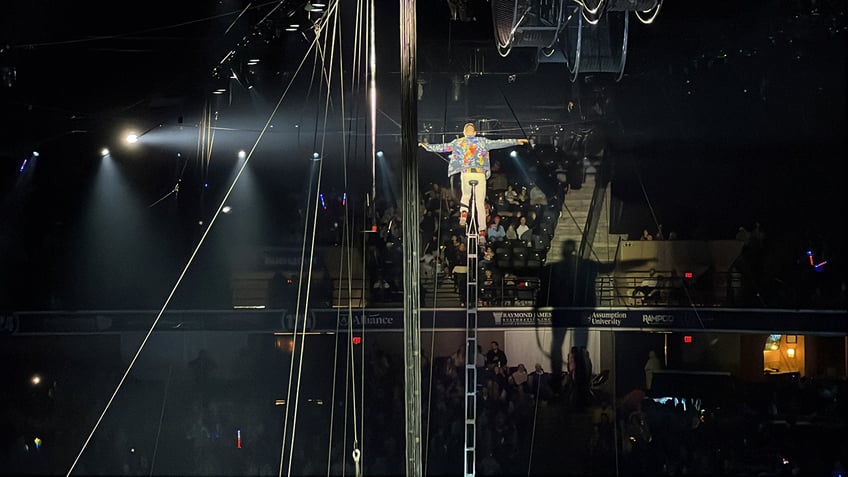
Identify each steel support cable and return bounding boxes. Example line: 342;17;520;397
526;376;543;475
499;87;531;141
11;0;284;50
147;365;173;476
355;18;368;459
323;1;367;474
284;3;345;475
633;164;708;326
66;35;317;477
633;165;662;237
422;190;445;477
148;152;190;208
327;110;354;477
260;22;329;477
329;4;369;474
324;0;366;470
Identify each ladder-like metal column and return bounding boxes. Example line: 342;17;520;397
464;180;480;477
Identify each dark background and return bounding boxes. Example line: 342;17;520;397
1;0;845;310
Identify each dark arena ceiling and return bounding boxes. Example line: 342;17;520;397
0;0;845;309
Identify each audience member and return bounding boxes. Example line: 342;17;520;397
505;223;519;240
485;341;508;369
504;184;519;206
516;216;531;241
510;363;529;392
632;269;661;300
529;183;548;206
486;215;506;242
643;350;663;390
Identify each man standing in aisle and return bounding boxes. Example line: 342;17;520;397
420;122;528;239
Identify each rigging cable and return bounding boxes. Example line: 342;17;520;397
633;162;707;327
147;365;173;476
281;2;352;476
276;14;330;476
326;0;366;469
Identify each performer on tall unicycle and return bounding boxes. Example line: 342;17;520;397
419;122;528;240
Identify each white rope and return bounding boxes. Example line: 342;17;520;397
147;365;172;476
267;15;331;477
283;1;348;475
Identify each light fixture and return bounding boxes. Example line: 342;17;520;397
101;148;110;156
125;133;139;144
787;348;796;358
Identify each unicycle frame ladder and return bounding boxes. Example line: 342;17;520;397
464;179;480;477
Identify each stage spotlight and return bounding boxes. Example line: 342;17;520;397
101;148;110;156
125;133;139;144
238;150;247;159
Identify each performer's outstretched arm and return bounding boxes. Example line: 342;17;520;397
478;137;529;151
418;141;454;153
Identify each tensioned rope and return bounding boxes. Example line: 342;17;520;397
327;0;369;474
632;162;706;326
277;4;344;476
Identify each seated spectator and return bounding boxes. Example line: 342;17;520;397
640;228;654;241
632;269;661;300
479;245;496;270
505;223;519;241
487;215;506;242
516;216;531;241
504;184;519;205
481;267;497;287
510;363;529;392
529;183;548;206
516;186;528;207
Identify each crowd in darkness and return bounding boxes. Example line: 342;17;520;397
2;334;845;476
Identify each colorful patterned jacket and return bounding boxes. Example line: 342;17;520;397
422;136;521;179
